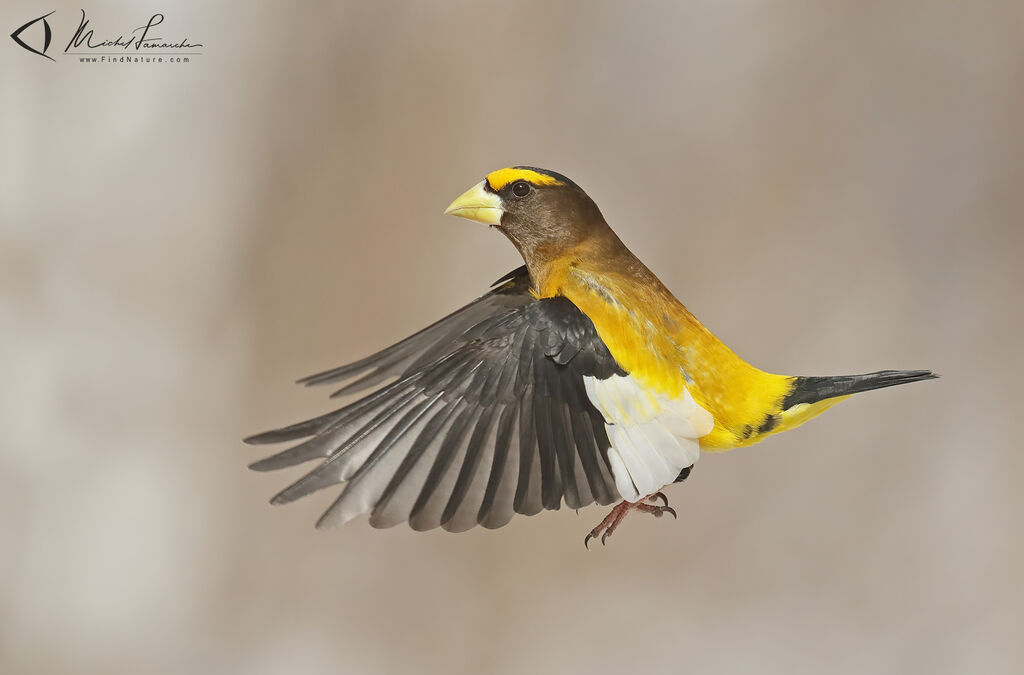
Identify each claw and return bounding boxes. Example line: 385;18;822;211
583;491;679;548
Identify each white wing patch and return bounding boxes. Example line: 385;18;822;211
583;375;714;502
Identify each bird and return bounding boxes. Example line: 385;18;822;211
245;166;937;547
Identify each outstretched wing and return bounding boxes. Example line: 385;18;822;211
245;267;626;532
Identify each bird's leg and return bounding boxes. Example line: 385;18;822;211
583;492;677;548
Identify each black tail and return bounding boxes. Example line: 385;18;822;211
782;369;938;408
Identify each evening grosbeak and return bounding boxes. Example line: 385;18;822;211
246;166;936;546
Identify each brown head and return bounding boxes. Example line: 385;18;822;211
444;167;620;280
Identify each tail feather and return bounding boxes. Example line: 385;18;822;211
782;369;938;408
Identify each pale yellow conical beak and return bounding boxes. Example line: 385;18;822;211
444;180;503;225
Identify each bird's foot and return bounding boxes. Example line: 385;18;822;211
583;492;677;549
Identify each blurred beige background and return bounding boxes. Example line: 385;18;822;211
2;1;1022;673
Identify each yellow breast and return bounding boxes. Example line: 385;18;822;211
537;264;793;449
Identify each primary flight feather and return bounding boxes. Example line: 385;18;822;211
245;166;936;545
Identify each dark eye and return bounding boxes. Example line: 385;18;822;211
511;180;532;198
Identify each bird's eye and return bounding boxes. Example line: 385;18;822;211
511;180;532;198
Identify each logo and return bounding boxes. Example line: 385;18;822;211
10;10;55;61
10;9;203;64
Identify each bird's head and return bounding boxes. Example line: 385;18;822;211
444;167;610;270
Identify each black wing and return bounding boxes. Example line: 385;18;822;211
245;266;626;532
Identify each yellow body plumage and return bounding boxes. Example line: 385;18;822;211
531;250;839;450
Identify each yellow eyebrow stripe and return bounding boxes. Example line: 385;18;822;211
485;167;565;190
